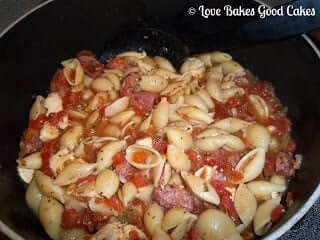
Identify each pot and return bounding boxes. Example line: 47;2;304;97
0;0;320;239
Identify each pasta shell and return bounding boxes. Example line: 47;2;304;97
29;96;46;120
235;148;266;183
18;151;42;169
184;95;208;112
247;180;286;200
87;92;108;111
154;56;176;72
177;106;213;124
181;171;220;205
91;77;113;92
136;185;154;202
196;209;236;240
196;127;229;138
234;184;257;227
195;135;245;152
126;144;162;170
63;59;84;86
167;145;191;172
152;228;171;240
54;162;96;186
166;127;193;150
248;94;269;121
97;140;126;170
140;75;168;92
96;169;120;198
144;203;164;235
210;51;233;64
225;232;244;240
34;170;65;203
246;124;271;149
25;178;43;215
60;125;83;150
162;208;197;232
195;89;215;109
118;182;137;207
40;122;60;142
17;167;34;184
212;118;251;133
253;197;281;236
88;198;117;216
220;60;244;74
39;197;64;240
139;114;152;131
151;156;166;187
60;229;86;240
104;96;129;117
117;51;146;59
194;165;215;181
152;97;169;128
180;57;205;76
44;93;63;115
109;110;135;126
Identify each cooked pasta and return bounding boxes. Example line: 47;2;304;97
17;50;301;240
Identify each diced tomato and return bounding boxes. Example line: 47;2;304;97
106;57;131;72
115;160;137;180
214;100;231;120
130;91;159;115
104;196;124;212
49;111;66;125
75;175;96;185
226;96;244;108
28;114;48;129
99;105;108;118
286;192;294;207
191;127;204;138
40;138;60;176
211;180;239;221
119;73;140;97
95;119;109;137
128;173;149;188
267;114;291;137
61;208;85;229
187;227;197;240
112;152;126;165
132;150;150;164
186;149;205;171
229;170;243;183
78;55;104;78
77;50;96;58
84;144;98;163
19;128;42;157
271;204;285;223
152;136;168;154
129;230;140;240
63;91;82;109
50;69;71;98
264;152;295;179
285;140;296;153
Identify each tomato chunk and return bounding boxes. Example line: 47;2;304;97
106;57;131;72
50;69;71;98
112;152;126;165
271;204;285;223
119;73;139;97
40;138;60;176
104;195;124;212
128;173;150;188
132;150;151;164
130;91;159;116
78;54;104;78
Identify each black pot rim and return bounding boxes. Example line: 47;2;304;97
0;0;320;239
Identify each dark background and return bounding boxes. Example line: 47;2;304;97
0;0;319;239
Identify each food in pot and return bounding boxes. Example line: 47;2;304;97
17;50;301;240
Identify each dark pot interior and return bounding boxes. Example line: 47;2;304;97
0;0;320;239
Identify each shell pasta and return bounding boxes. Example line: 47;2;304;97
17;50;301;240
